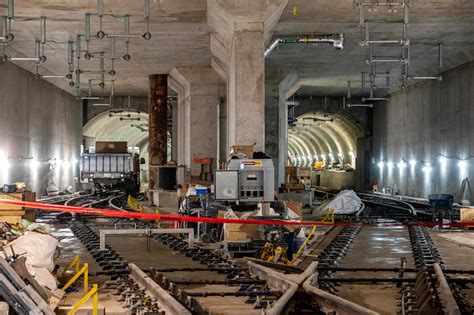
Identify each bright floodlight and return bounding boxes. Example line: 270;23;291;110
397;160;406;169
29;159;40;170
422;165;432;173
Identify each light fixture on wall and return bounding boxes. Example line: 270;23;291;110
422;165;432;173
439;156;447;169
29;159;41;170
397;160;406;169
0;151;10;170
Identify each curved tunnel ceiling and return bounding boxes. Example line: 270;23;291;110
288;111;366;168
83;109;149;154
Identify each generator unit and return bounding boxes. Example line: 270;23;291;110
215;159;274;202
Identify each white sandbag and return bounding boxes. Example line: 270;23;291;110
316;190;363;215
3;231;57;272
27;266;58;290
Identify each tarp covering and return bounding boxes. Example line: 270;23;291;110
315;190;364;215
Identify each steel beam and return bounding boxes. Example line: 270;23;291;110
129;263;191;315
433;263;462;315
303;274;380;315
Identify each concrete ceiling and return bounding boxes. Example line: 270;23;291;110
2;0;210;96
2;0;474;97
267;0;474;96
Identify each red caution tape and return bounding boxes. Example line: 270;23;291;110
0;198;473;228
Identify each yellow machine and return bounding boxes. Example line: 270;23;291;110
259;242;288;264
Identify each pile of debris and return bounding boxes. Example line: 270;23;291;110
0;220;59;314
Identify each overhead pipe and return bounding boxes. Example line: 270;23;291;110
123;15;131;61
67;41;74;73
409;76;443;81
99;52;105;90
96;0;106;39
438;43;443;69
90;2;151;41
105;34;143;39
360;39;409;47
367;58;407;64
353;0;407;7
109;79;115;105
264;33;344;58
7;0;14;19
109;38;116;75
8;57;40;61
40;17;46;44
347;103;373;108
40;75;68;79
75;34;81;60
144;0;151;39
409;44;443;81
362;97;387;101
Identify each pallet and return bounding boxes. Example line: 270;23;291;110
285;183;305;191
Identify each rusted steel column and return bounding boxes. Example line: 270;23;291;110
148;74;168;190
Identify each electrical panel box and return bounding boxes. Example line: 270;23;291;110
215;159;274;202
215;170;239;201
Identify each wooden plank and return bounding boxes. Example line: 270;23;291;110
0;211;24;216
0;193;23;211
0;216;22;225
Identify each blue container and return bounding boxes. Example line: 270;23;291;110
293;237;306;253
428;194;454;210
196;188;207;197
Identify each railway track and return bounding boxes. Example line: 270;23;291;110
37;189;474;314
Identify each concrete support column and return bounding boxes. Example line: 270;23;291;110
228;25;265;151
265;83;279;184
277;71;300;186
148;74;168;190
208;0;288;153
171;100;178;162
169;67;220;176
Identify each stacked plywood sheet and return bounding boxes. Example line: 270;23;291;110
0;192;36;224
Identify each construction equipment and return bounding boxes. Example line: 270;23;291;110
215;159;275;202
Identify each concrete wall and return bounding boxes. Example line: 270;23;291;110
373;61;474;199
0;61;82;196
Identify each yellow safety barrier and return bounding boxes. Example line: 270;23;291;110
288;208;335;265
288;225;317;266
62;262;99;314
322;208;335;224
60;255;80;278
62;263;89;293
67;283;99;315
127;195;145;212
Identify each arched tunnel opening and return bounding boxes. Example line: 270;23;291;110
287;110;368;188
82;108;172;186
